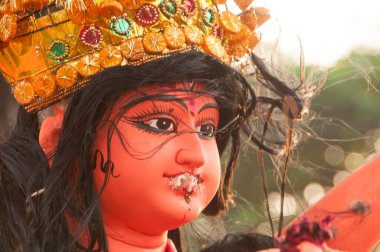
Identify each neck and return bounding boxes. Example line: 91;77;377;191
104;221;168;252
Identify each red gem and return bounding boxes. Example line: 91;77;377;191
182;0;196;18
79;25;103;48
213;25;224;40
135;4;159;27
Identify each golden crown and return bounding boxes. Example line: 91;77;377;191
0;0;269;112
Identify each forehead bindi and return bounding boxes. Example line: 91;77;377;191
187;97;196;116
183;95;218;119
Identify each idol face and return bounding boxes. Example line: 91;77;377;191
93;82;221;235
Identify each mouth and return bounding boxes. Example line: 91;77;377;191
166;172;204;202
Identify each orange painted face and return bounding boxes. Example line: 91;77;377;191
93;82;221;235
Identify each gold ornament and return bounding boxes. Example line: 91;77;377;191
56;65;79;89
13;80;35;105
99;0;123;19
32;75;56;99
240;7;270;31
247;31;260;51
219;11;242;34
203;35;226;59
119;0;144;10
76;54;101;77
0;14;17;42
142;32;167;53
99;46;123;67
226;24;250;46
183;25;203;45
233;0;253;11
22;0;42;12
9;0;24;13
163;26;185;49
67;0;99;25
120;38;145;61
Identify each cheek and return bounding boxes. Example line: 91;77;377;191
199;142;221;208
92;127;160;199
115;121;174;158
92;121;223;232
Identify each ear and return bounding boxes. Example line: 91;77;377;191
39;107;65;162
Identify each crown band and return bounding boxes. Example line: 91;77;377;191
24;46;196;112
0;0;270;112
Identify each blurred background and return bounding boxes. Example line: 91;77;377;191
226;0;380;249
1;0;380;250
184;0;380;249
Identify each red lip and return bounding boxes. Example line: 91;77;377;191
163;172;200;179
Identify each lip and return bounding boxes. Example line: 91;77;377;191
163;172;201;179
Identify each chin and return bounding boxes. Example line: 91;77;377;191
155;198;206;231
178;206;201;225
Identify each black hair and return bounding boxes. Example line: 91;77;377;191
0;50;304;251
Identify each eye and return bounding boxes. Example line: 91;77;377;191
145;118;175;132
196;124;215;138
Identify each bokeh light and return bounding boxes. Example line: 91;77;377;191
344;153;365;172
303;183;325;206
333;170;351;186
324;145;344;166
267;192;297;218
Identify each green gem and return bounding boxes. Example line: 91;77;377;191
205;11;214;24
110;18;131;36
51;43;66;57
165;2;176;14
48;40;68;62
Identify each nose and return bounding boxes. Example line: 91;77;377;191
175;132;206;168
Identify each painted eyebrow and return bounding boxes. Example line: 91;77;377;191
198;103;219;114
149;94;188;112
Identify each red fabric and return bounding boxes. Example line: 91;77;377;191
286;155;380;252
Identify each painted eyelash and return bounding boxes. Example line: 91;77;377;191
196;113;217;128
127;105;181;122
126;105;181;135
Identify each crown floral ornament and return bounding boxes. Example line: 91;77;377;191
0;0;270;112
